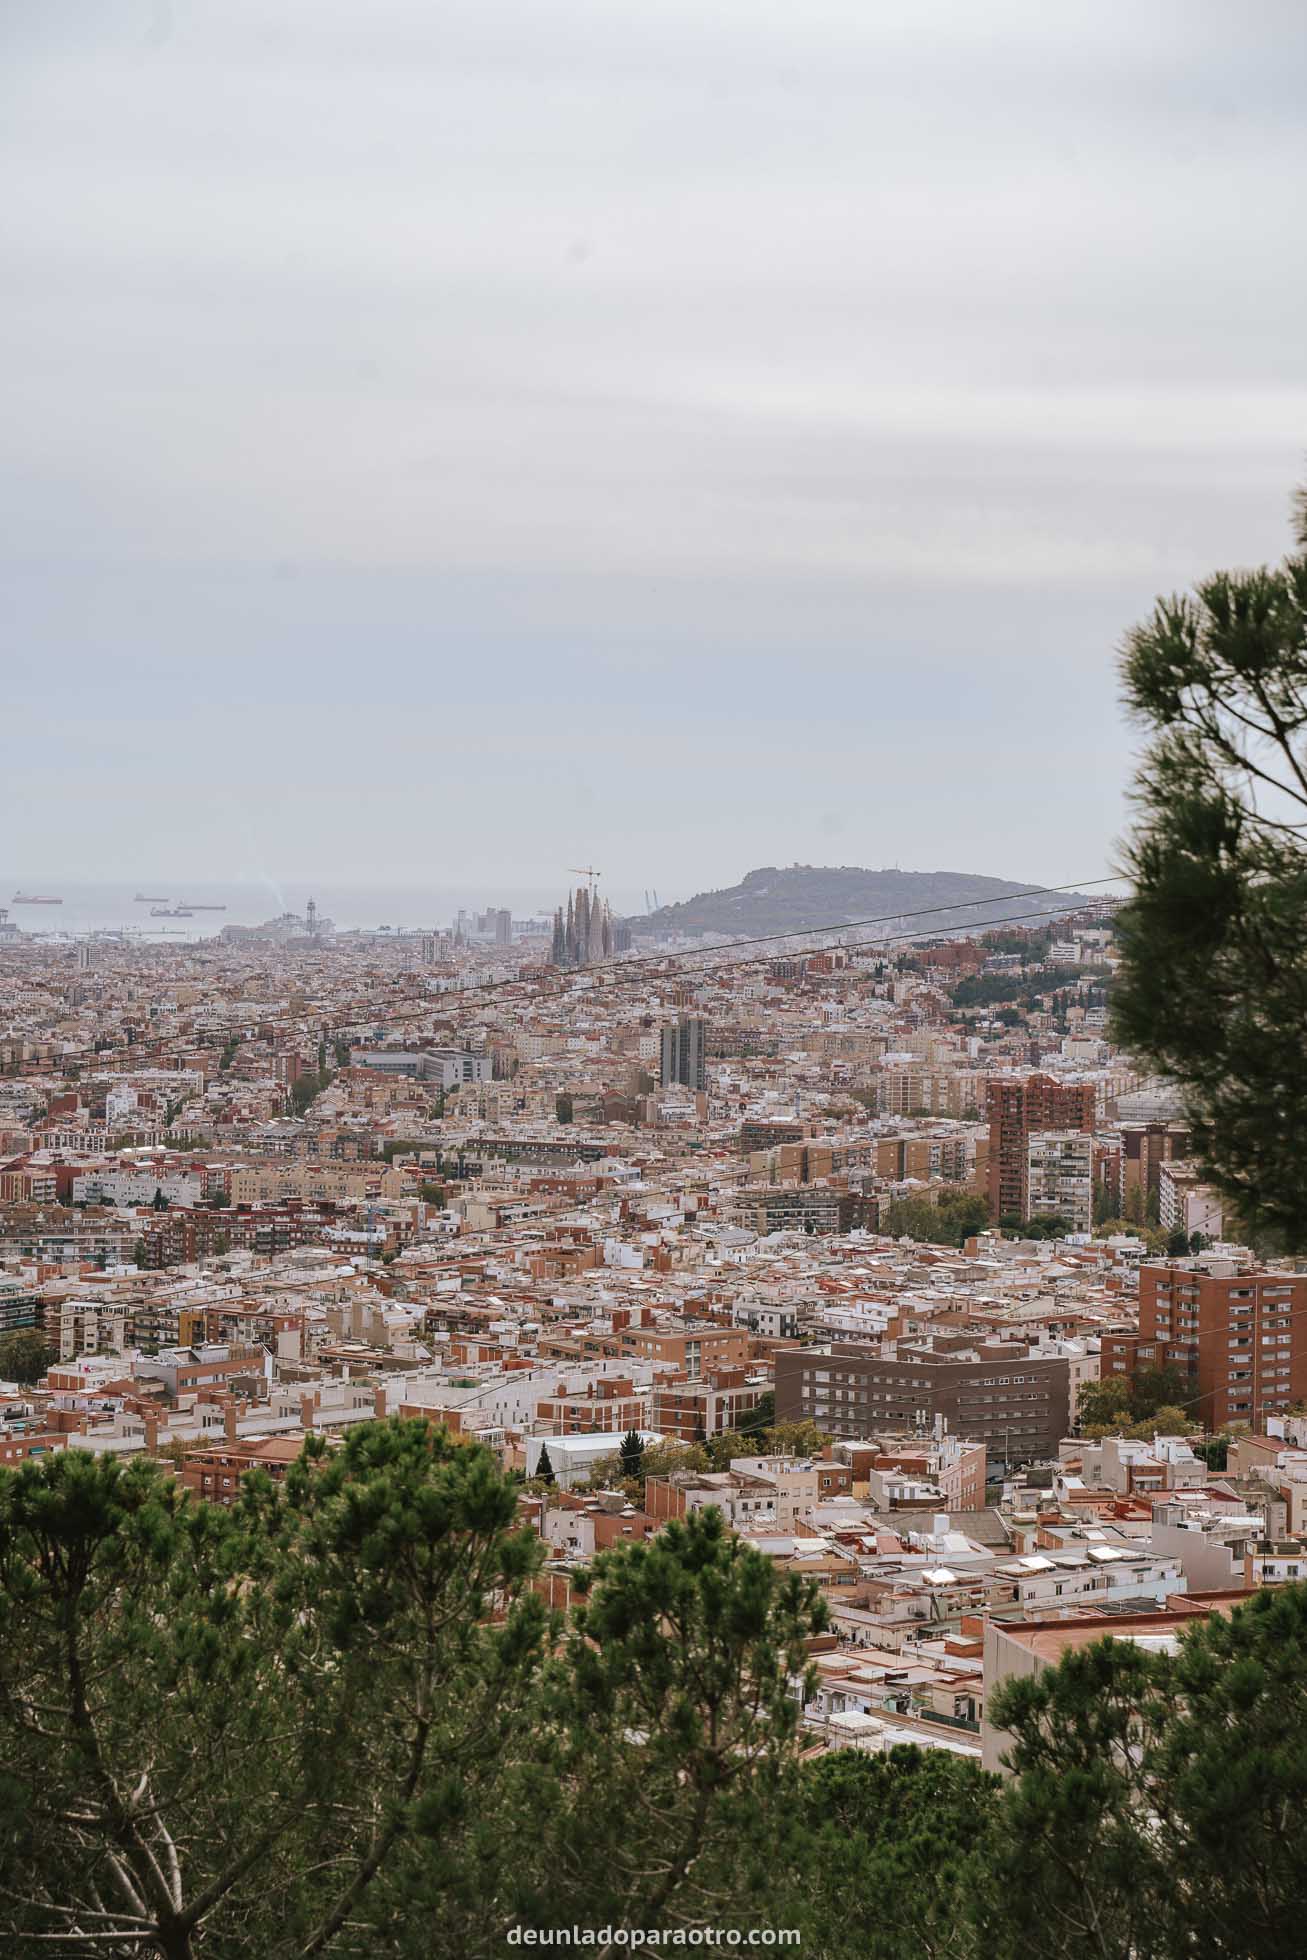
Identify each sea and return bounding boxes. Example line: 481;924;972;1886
0;881;650;945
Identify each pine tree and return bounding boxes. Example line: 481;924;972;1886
1112;484;1307;1247
0;1424;547;1959
535;1443;556;1485
618;1429;645;1482
984;1583;1307;1959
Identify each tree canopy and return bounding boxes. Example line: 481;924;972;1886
3;1424;1307;1956
0;1328;55;1385
1077;1364;1193;1437
1112;487;1307;1248
887;1188;992;1248
982;1583;1307;1959
0;1421;545;1960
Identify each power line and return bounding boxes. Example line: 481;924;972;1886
397;875;1128;1018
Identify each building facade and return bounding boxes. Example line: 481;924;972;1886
776;1339;1070;1464
986;1074;1095;1220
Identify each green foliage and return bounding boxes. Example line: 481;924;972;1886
761;1419;831;1458
774;1746;998;1960
1093;1215;1168;1254
951;965;1087;1011
1077;1374;1132;1434
535;1442;556;1485
985;1585;1307;1958
7;1421;1307;1956
417;1181;446;1206
617;1429;645;1482
554;1093;574;1125
1126;1405;1194;1442
1131;1365;1192;1419
0;1329;54;1385
0;1422;546;1960
521;1509;827;1938
632;1438;708;1479
1112;494;1307;1247
289;1070;330;1116
887;1188;991;1248
1078;1364;1193;1436
736;1388;774;1434
999;1212;1072;1241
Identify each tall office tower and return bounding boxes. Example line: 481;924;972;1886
420;934;437;965
986;1073;1095;1220
495;908;512;946
660;1016;706;1092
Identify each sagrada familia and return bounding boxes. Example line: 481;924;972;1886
550;884;615;968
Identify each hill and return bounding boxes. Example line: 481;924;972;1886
628;865;1092;941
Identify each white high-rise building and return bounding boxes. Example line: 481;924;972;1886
1026;1129;1094;1234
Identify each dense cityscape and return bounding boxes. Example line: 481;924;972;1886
3;880;1305;1826
7;1;1307;1954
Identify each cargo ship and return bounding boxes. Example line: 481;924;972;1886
12;894;62;905
134;893;170;902
179;902;227;911
151;906;194;918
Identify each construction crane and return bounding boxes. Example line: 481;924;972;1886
568;864;603;889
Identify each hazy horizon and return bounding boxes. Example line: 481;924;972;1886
6;1;1305;891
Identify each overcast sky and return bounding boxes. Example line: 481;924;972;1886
4;0;1305;899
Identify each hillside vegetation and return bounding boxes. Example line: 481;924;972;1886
630;864;1091;939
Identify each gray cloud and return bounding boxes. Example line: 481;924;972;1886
3;0;1305;890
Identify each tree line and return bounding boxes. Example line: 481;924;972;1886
1;1421;1304;1958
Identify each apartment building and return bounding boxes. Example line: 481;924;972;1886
616;1323;752;1379
533;1376;647;1436
872;1068;983;1119
1157;1162;1223;1241
1136;1259;1307;1428
660;1017;706;1093
776;1338;1070;1463
734;1186;867;1235
986;1075;1095;1220
833;1432;988;1510
650;1367;770;1441
1026;1130;1093;1234
1119;1118;1193;1207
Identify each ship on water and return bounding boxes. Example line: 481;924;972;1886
179;902;227;910
12;894;62;904
134;892;171;902
151;906;194;918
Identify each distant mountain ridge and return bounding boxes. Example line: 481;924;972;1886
627;865;1093;941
